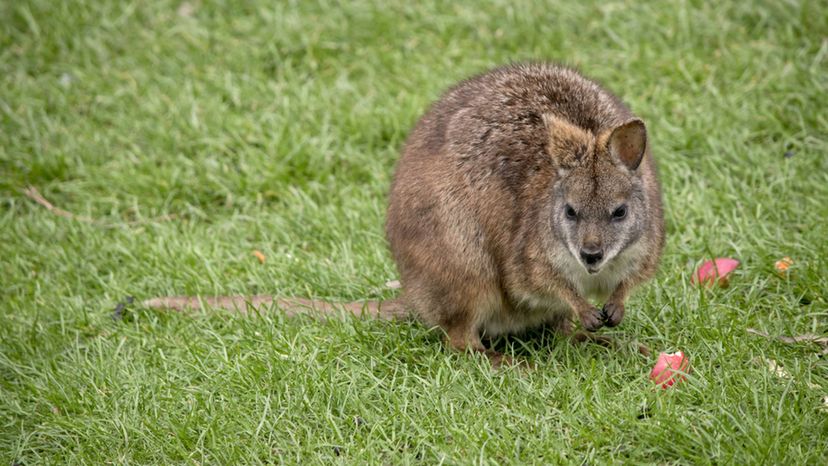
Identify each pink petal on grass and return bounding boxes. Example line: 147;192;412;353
650;351;690;389
692;258;740;287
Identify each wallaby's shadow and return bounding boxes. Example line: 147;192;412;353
483;323;651;363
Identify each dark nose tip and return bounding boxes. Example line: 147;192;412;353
580;249;604;266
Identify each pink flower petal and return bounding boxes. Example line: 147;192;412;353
650;351;690;388
692;258;740;287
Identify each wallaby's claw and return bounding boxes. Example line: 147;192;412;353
580;306;605;332
602;302;625;327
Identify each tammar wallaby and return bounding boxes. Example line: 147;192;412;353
145;63;665;365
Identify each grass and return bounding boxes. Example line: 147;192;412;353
1;0;827;463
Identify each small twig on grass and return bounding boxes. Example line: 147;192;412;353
23;185;97;223
23;185;177;227
747;328;828;354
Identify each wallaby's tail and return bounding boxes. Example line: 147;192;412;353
141;295;409;320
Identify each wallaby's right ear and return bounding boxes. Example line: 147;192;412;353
607;119;647;170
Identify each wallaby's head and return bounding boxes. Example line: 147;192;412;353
544;115;649;274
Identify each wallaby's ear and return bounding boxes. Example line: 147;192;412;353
608;118;647;170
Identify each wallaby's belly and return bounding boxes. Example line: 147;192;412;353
481;294;570;337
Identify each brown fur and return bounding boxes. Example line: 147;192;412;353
386;63;664;361
144;63;664;365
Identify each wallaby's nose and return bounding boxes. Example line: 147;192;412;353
580;248;604;266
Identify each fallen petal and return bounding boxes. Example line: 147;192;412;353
650;351;690;389
252;250;266;264
774;256;794;274
692;258;740;287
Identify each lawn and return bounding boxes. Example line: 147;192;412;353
2;0;827;463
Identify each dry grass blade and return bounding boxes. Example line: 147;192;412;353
747;328;828;349
23;186;97;223
23;185;177;227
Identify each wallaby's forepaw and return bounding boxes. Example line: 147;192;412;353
601;302;625;327
579;306;605;332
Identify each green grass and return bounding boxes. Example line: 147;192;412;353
2;0;827;463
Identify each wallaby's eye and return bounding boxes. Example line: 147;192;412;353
612;205;628;220
565;204;577;220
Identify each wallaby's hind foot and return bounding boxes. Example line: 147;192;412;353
445;326;521;369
